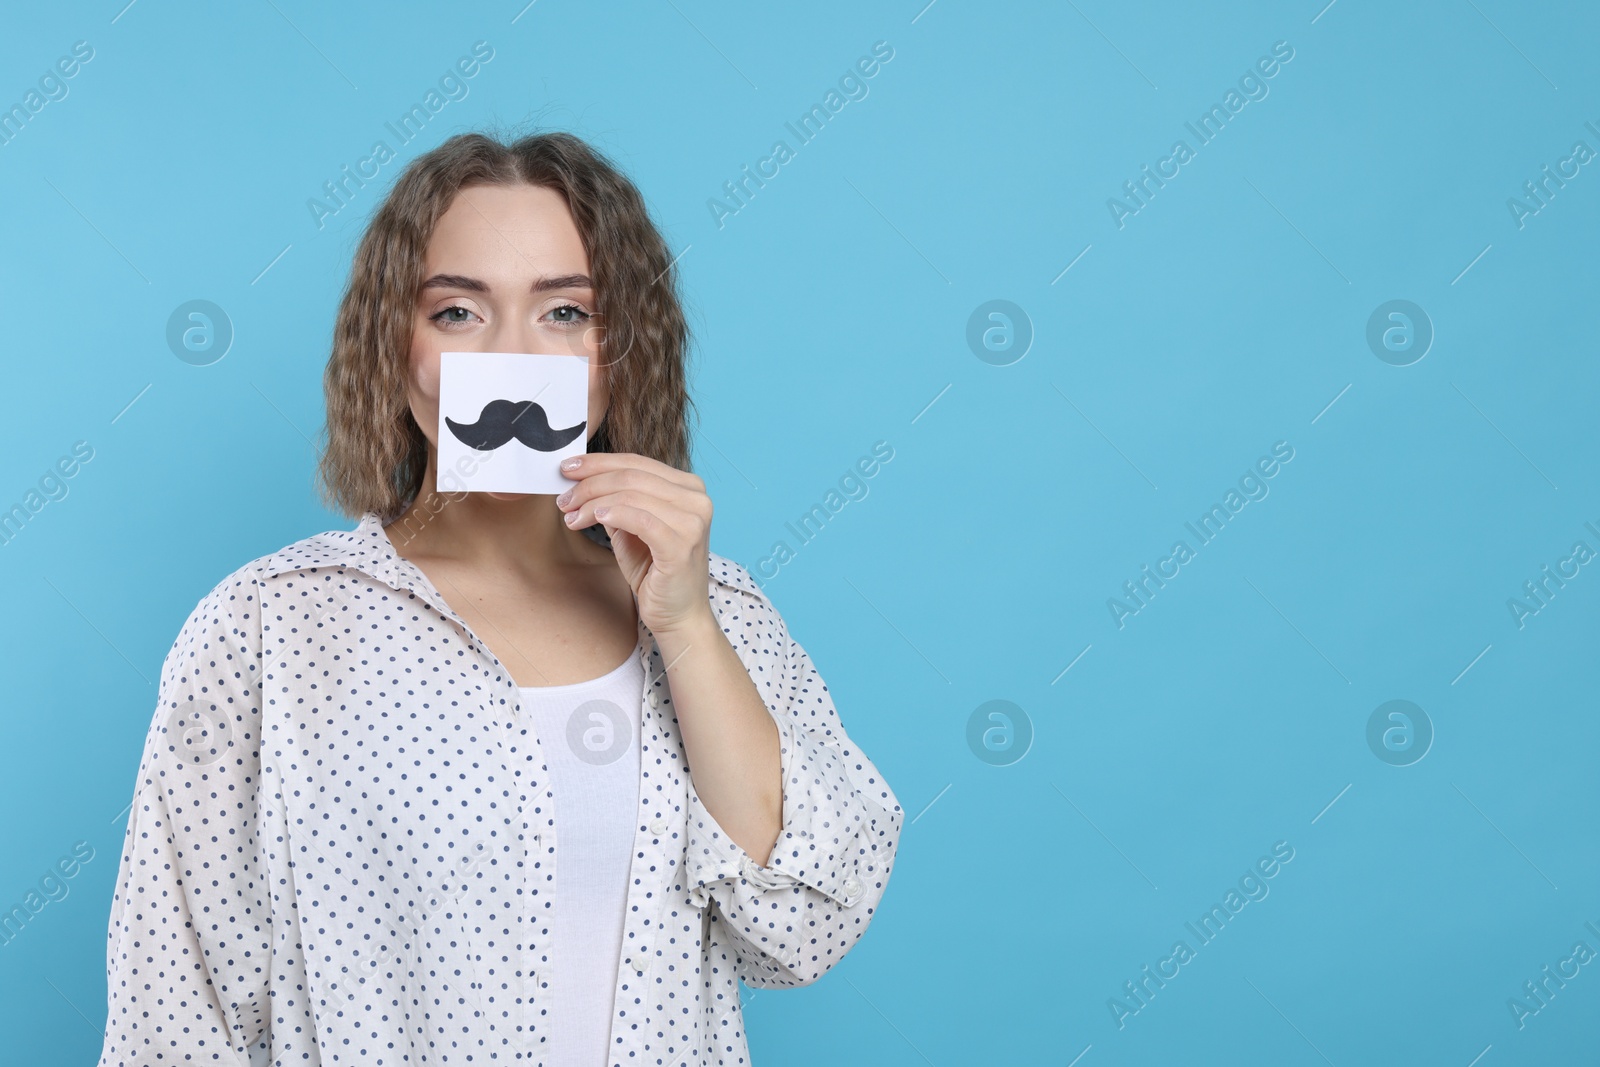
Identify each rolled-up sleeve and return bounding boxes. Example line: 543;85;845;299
685;569;903;988
99;564;272;1066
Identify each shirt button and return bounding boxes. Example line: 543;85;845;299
843;876;862;898
650;816;668;836
632;953;650;975
648;689;661;708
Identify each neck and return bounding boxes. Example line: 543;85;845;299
383;448;598;572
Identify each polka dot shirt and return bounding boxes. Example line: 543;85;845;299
98;510;904;1066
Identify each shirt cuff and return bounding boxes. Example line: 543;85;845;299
685;711;870;911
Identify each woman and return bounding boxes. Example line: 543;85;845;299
99;131;902;1067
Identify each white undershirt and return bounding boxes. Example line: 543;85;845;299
517;640;645;1067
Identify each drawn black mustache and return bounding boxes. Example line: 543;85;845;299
445;399;586;452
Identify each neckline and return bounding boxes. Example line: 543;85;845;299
516;636;642;693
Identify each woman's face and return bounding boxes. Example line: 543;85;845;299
407;181;607;498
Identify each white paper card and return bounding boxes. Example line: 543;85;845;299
436;351;590;494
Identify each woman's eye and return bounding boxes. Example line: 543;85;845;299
429;304;479;328
548;303;592;326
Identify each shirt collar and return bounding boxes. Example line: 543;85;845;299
251;510;418;589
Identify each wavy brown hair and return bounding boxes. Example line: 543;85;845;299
315;129;695;522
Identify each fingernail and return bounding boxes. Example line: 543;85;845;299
565;510;580;524
561;456;582;471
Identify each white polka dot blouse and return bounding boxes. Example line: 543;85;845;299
98;510;904;1066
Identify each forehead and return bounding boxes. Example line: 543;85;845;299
424;182;589;277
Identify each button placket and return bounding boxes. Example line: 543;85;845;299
488;655;558;1053
604;619;674;1063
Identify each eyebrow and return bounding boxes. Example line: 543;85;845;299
418;272;594;296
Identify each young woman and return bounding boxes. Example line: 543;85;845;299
99;131;902;1067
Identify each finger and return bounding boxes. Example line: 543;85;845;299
566;487;694;534
562;451;705;493
558;467;710;519
583;501;702;559
566;490;703;546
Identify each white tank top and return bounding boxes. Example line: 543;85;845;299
517;638;645;1067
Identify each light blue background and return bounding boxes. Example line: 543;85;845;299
2;1;1597;1063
